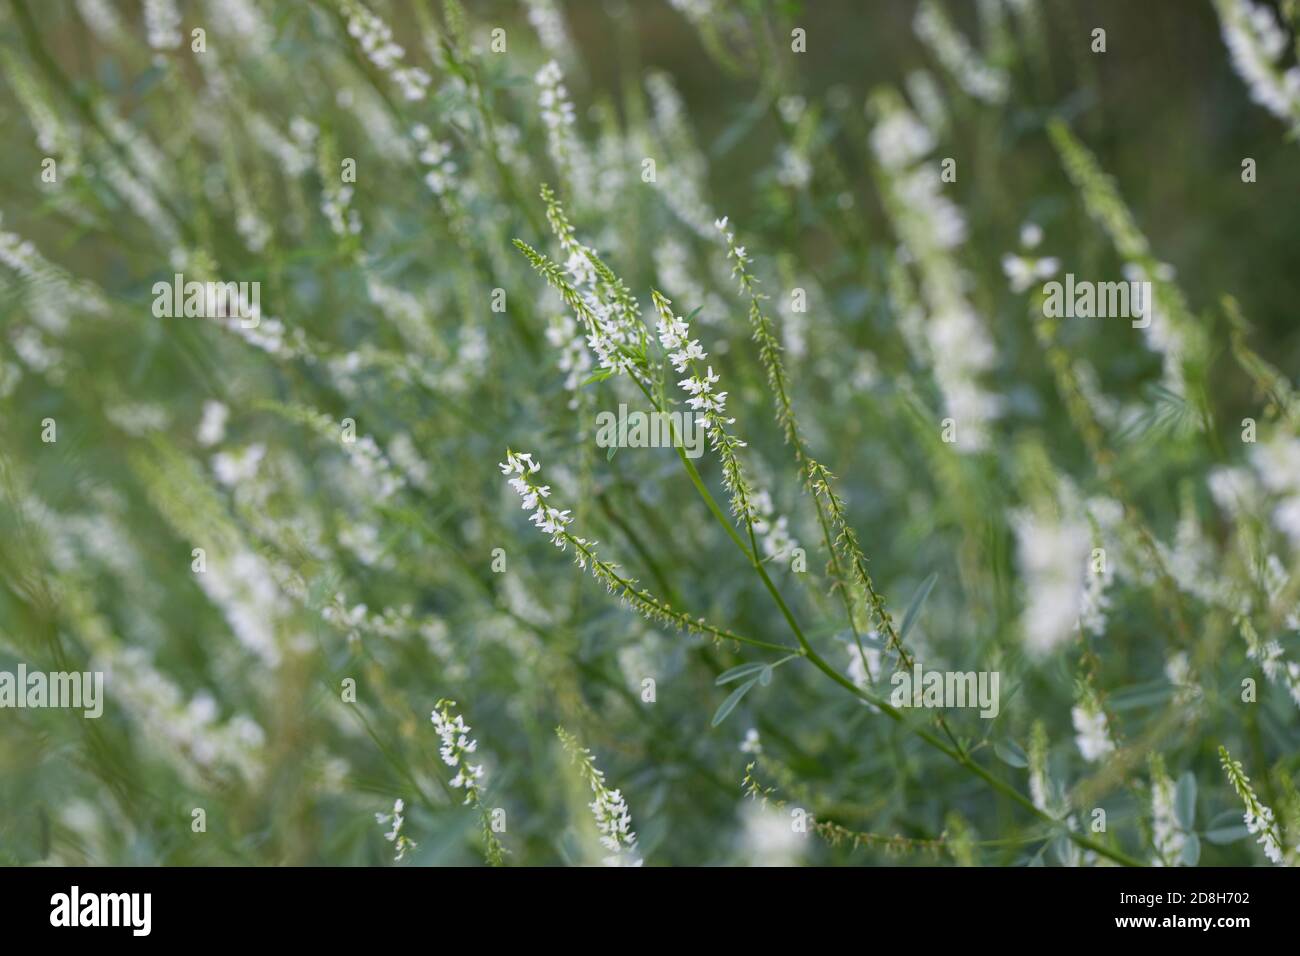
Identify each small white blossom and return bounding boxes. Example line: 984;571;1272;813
144;0;182;51
197;400;228;447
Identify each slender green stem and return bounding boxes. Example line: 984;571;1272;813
564;534;796;654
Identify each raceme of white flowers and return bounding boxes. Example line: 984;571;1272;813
375;798;417;861
7;0;1299;871
1219;747;1288;865
1214;0;1300;134
912;0;1009;104
1149;761;1187;867
1071;692;1115;763
500;450;573;544
558;729;642;867
535;60;589;195
341;0;430;101
869;95;1001;452
432;700;487;804
143;0;182;52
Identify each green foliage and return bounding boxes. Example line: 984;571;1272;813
0;0;1297;867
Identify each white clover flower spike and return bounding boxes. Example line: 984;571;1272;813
375;797;417;861
557;727;643;866
1219;746;1286;865
501;450;573;546
1071;694;1114;763
501;450;574;541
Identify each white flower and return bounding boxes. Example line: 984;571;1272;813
564;250;596;288
913;0;1008;104
846;636;882;691
1150;769;1187;866
144;0;182;51
197;400;228;447
535;60;587;191
870;98;1000;451
1220;746;1285;864
212;443;265;486
1245;804;1284;864
375;797;417;861
750;488;800;564
741;800;805;866
870;110;935;168
1001;252;1060;294
558;728;642;866
501;452;574;546
417;137;458;196
1014;503;1091;656
342;0;429;101
1072;701;1115;762
525;0;575;59
1215;0;1300;131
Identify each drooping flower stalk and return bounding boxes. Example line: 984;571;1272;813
1219;745;1286;865
431;699;506;865
556;727;642;866
510;192;1142;869
499;450;793;654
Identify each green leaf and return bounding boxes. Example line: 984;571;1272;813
1050;833;1075;866
582;368;613;387
899;573;938;642
1203;825;1250;845
715;663;767;686
711;678;759;727
1203;810;1250;845
994;739;1028;768
1179;831;1201;866
1175;772;1197;830
1207;808;1240;828
1107;681;1175;712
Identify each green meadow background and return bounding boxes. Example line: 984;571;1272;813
0;0;1297;866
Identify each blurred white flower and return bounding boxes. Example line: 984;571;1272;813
740;800;805;866
197;400;228;447
1071;699;1115;762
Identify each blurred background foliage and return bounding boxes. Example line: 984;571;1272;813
0;0;1297;866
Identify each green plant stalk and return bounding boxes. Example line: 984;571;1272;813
656;390;1138;863
649;385;1140;864
520;196;1140;865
